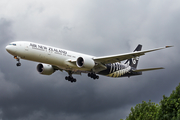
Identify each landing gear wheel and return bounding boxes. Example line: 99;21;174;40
88;73;91;77
88;73;99;80
16;63;21;66
65;75;77;83
73;78;77;82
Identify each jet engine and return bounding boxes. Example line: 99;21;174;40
76;57;95;70
37;63;55;75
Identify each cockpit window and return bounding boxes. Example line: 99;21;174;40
9;43;16;46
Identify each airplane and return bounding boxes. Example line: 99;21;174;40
5;41;172;83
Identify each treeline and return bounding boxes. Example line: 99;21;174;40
121;83;180;120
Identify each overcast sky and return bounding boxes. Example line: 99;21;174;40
0;0;180;120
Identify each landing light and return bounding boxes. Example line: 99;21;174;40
14;56;17;59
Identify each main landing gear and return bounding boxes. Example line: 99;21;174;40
88;73;99;80
65;71;76;83
65;76;76;83
14;56;21;66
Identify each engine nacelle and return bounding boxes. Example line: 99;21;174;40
37;63;55;75
76;57;95;70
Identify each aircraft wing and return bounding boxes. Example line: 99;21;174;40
93;46;172;64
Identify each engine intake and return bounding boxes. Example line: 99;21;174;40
37;63;55;75
76;57;95;70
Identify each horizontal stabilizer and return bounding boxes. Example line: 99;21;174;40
133;67;164;72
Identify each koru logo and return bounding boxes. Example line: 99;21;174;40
132;58;136;64
132;57;139;64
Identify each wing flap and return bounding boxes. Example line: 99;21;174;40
52;65;63;72
93;52;145;64
133;67;164;72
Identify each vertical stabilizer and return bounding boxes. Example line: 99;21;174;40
125;44;142;68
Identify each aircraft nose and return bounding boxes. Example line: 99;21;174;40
6;45;16;54
5;45;10;52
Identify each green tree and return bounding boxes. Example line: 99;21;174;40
122;83;180;120
157;83;180;120
125;100;159;120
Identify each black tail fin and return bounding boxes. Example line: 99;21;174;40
125;44;142;68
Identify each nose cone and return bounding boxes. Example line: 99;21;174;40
6;45;16;55
5;45;10;52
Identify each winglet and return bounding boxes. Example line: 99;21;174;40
166;46;173;48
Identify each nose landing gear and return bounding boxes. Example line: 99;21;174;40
14;56;21;66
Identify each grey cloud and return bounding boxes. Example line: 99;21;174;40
0;0;180;120
0;18;14;45
0;71;21;98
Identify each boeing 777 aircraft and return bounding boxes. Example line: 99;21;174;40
6;41;172;83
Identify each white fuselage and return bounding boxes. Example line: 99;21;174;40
6;41;94;72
